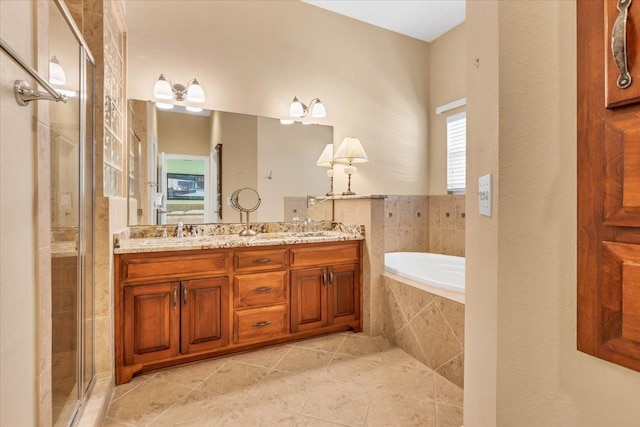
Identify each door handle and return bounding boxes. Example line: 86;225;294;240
328;268;334;287
183;286;188;306
173;286;177;309
322;269;327;287
612;0;633;89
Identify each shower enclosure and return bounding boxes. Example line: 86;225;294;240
49;2;96;425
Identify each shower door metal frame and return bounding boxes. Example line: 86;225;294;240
52;1;97;425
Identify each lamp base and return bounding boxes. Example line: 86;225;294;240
342;191;355;196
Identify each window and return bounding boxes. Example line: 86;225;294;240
446;112;466;193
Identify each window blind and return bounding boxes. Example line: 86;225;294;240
446;112;466;193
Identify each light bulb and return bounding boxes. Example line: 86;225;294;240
156;102;174;110
185;106;203;113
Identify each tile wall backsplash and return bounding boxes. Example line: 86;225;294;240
427;195;465;257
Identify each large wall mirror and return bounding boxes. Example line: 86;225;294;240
127;100;333;225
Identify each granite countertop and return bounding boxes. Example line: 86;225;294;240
114;221;365;255
114;230;364;254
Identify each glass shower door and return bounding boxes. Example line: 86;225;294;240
49;1;95;425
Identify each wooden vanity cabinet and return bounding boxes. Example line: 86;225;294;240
115;240;362;385
290;243;361;333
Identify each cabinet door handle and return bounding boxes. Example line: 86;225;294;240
251;320;272;328
253;258;272;264
173;286;178;309
183;286;188;306
322;269;327;287
612;0;633;88
329;268;334;287
252;286;272;293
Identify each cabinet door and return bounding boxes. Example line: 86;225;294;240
181;278;229;354
578;0;640;372
123;283;180;365
327;264;359;326
290;267;327;332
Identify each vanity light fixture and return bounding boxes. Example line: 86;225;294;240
153;74;205;103
289;96;326;119
316;143;334;196
333;137;368;196
49;56;66;85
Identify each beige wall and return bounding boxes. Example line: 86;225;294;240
257;118;331;222
464;1;499;425
429;23;466;195
213;111;258;222
126;0;430;197
466;1;640;426
157;110;211;157
0;1;37;424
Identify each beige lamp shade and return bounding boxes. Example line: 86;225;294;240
333;137;369;164
316;143;334;167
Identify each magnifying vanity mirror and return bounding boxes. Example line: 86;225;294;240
127;100;333;226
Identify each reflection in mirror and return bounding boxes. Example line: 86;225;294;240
128;100;333;225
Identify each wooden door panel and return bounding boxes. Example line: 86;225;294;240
605;0;640;107
181;278;229;354
328;265;359;325
578;0;640;373
290;267;327;332
123;283;179;365
603;113;640;226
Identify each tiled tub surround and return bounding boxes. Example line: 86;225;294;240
428;194;465;257
384;195;429;253
380;274;465;389
384;195;465;256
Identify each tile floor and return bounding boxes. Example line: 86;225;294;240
104;333;463;426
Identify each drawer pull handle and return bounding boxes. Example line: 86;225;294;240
329;268;334;286
173;286;178;309
253;258;272;264
322;270;327;287
183;286;188;306
252;286;272;293
252;320;272;328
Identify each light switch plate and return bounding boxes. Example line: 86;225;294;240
479;173;492;217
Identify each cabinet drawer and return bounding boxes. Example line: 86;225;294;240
234;249;287;272
120;252;229;284
290;242;360;268
234;271;287;309
234;305;288;344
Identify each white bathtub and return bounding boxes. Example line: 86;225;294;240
384;252;465;304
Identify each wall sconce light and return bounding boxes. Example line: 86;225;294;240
153;74;205;103
333;137;368;196
316;143;334;196
49;56;66;85
289;97;326;118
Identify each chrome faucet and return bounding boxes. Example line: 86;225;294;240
176;220;184;238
